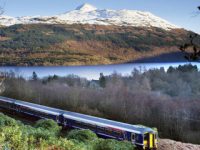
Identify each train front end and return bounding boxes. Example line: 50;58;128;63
143;131;158;150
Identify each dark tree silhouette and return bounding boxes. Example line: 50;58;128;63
32;71;38;81
99;73;106;88
180;6;200;61
180;34;200;61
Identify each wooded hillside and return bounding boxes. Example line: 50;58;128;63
0;24;192;66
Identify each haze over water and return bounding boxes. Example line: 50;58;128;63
0;62;199;80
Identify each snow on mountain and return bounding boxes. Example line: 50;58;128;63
75;3;97;12
0;16;19;26
0;3;179;30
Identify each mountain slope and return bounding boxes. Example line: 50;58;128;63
0;3;178;30
0;4;194;66
0;24;190;66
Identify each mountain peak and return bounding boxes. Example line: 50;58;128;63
0;4;179;30
76;3;97;12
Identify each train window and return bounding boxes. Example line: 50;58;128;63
113;130;123;137
105;128;113;134
144;133;148;140
97;126;105;133
81;122;88;129
72;121;96;130
87;123;96;131
74;121;82;128
0;101;10;108
135;134;143;144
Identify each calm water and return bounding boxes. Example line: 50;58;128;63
0;62;199;80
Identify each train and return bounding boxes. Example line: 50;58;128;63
0;96;158;150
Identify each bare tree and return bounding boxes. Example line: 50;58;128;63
0;72;5;93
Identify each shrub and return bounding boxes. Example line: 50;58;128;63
0;113;21;127
0;126;29;150
93;139;135;150
0;114;135;149
29;128;56;141
34;119;62;136
67;129;98;143
53;138;87;150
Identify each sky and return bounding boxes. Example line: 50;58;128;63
0;0;199;33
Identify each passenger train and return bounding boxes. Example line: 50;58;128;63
0;96;158;150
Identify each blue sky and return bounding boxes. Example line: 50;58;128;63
1;0;199;33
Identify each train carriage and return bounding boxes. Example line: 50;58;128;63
14;100;61;121
62;112;158;150
0;96;158;150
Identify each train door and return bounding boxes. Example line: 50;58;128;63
123;132;128;140
59;114;64;125
131;133;135;143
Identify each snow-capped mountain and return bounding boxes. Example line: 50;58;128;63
0;3;179;30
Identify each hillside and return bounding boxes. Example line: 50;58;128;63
0;24;191;66
0;3;195;66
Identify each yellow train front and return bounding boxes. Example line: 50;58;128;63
142;131;158;150
131;127;158;150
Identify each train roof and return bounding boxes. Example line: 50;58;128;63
15;100;61;116
0;96;61;116
0;97;14;103
0;96;156;134
63;112;155;134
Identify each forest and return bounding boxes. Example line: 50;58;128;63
1;64;200;144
